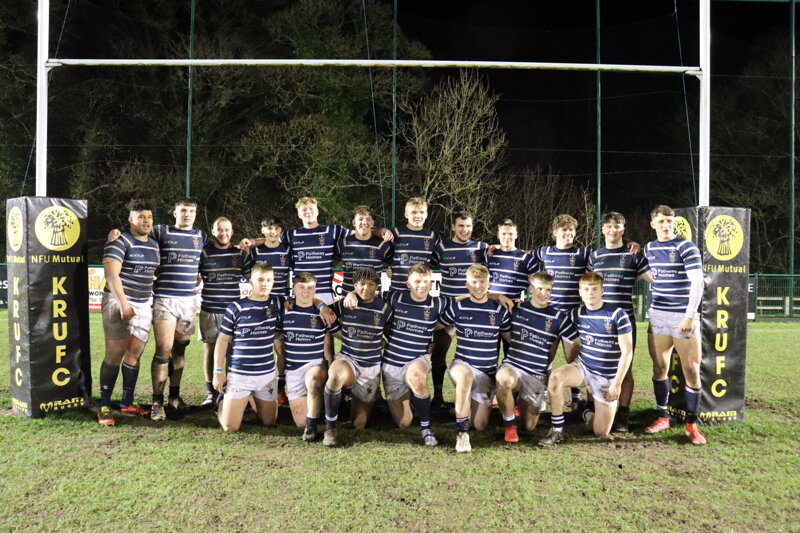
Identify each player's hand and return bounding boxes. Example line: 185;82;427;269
380;228;394;242
679;317;694;333
426;341;434;354
284;298;296;310
119;303;135;321
239;238;253;252
498;295;514;312
486;244;499;257
605;382;621;403
212;373;227;394
627;241;641;255
319;305;336;327
343;291;359;309
107;229;121;242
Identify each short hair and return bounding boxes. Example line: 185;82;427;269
530;271;554;285
260;216;283;228
126;199;151;213
251;262;274;276
353;205;373;218
601;211;626;225
295;196;318;208
452;211;474;224
293;272;317;285
650;205;675;219
405;197;427;209
408;264;432;278
175;197;198;208
212;216;232;229
466;264;489;280
552;214;578;231
497;218;517;230
353;268;380;285
579;271;604;286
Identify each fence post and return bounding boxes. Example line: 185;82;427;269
753;274;759;322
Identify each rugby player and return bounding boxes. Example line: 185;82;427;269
275;272;339;441
643;205;706;445
97;199;160;425
486;219;539;300
388;197;441;294
334;205;391;296
440;264;512;453
321;268;393;447
495;272;578;442
430;211;489;409
198;217;248;407
538;272;633;445
212;263;281;431
383;264;450;446
587;211;652;431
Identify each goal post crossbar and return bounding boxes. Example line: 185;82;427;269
46;58;702;76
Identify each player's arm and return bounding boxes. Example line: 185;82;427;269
681;268;704;332
212;332;232;393
103;258;134;320
607;332;633;402
500;330;512;344
106;229;122;242
639;271;654;283
375;228;394;242
626;241;641;255
562;337;580;363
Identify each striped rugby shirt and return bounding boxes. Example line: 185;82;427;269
644;237;702;314
570;303;632;379
437;239;489;297
283;225;350;294
103;232;160;303
276;305;340;371
335;234;391;294
588;246;650;315
246;242;292;296
388;226;441;292
199;244;247;314
219;296;283;376
502;302;578;376
383;292;450;367
487;248;539;298
332;298;393;368
440;298;511;374
537;245;592;312
150;225;207;298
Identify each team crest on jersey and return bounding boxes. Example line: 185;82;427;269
569;255;577;266
513;260;520;271
266;307;273;317
231;255;239;267
604;319;613;333
319;234;326;245
309;316;319;329
373;312;382;325
470;251;477;262
280;255;287;266
619;255;627;266
423;239;431;250
369;248;377;259
544;317;553;331
489;312;496;325
193;236;201;249
423;308;431;321
669;249;678;263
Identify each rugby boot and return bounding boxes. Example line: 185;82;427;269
645;417;671;434
538;428;565;447
97;406;116;426
685;423;707;445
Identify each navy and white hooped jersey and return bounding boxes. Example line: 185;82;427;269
487;248;539;298
335;234;391;294
283;225;350;294
570;303;632;379
276;305;340;371
246;242;292;296
389;226;441;292
103;232;160;303
440;299;511;373
150;225;206;298
537;245;592;312
332;298;392;368
503;302;578;376
588;246;650;314
199;244;247;314
219;296;283;377
644;237;702;314
383;292;451;367
437;239;489;297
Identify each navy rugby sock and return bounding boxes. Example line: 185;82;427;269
99;362;120;408
168;385;180;399
653;379;670;416
571;388;581;404
324;387;342;429
503;415;516;428
684;386;701;423
551;414;565;432
410;393;432;429
205;381;215;395
152;393;164;405
455;416;470;433
120;362;140;407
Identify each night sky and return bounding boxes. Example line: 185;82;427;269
395;1;794;213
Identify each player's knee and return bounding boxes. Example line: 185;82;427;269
407;374;426;393
220;420;241;432
396;415;412;429
496;373;515;391
353;419;367;430
473;419;488;431
152;354;170;365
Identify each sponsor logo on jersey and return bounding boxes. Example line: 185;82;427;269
584;334;594;345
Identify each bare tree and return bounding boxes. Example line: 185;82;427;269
399;70;507;235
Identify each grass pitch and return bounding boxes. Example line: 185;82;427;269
0;314;798;532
